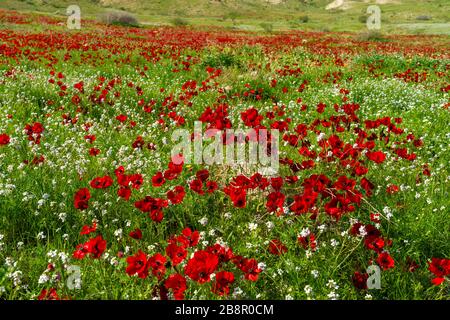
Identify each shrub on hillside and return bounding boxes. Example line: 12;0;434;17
101;11;139;27
171;17;189;26
416;15;432;21
359;15;368;24
299;15;309;23
260;22;273;33
358;30;385;42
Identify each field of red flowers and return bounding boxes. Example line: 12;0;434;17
0;10;449;300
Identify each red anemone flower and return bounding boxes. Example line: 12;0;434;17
74;188;91;210
164;273;187;300
0;133;10;146
377;252;395;270
90;176;113;189
129;228;142;240
184;250;219;283
126;250;149;279
268;239;288;255
212;271;235;296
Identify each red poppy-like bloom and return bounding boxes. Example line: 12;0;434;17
352;271;369;290
129;228;142;240
80;222;97;235
84;135;96;144
224;186;247;208
73;235;106;259
74;81;84;92
148;253;167;280
126;250;149;279
268;239;288;255
116;114;127;123
135;196;168;222
132;136;145;149
206;181;218;193
266;191;285;212
270;177;283;191
377;252;395;270
166;243;187;266
174;228;200;248
212;271;235;296
334;175;356;191
298;233;317;251
386;184;399;194
129;174;143;189
71;94;81;105
250;173;270;190
86;235;106;259
24;122;44;144
118;186;131;200
207;244;234;263
152;172;165;187
167;186;186;204
74;188;91;210
196;169;210;182
431;278;445;286
235;258;262;281
316;102;326;114
241;107;263;127
0;133;10;146
164;159;184;180
115;165;126;180
370;213;381;223
189;179;204;195
89;147;100;156
185;250;219;283
90;176;113;189
366;151;386;164
150;210;164;223
164;273;187;300
365;236;385;253
428;258;450;286
38;288;60;300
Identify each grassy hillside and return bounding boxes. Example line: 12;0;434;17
0;0;449;34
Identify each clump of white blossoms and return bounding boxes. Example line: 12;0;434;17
248;222;258;231
304;285;313;296
383;206;393;219
198;216;208;226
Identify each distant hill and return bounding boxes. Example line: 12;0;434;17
1;0;449;34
